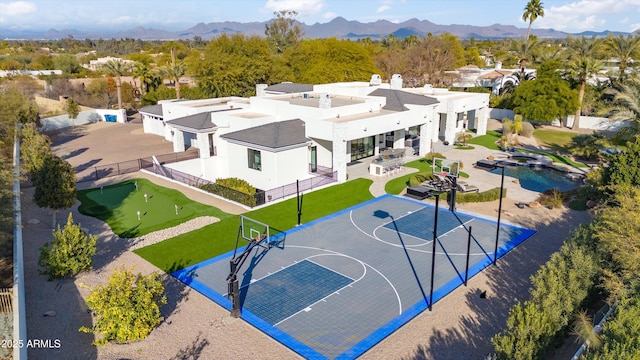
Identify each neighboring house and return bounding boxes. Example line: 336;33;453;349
139;74;490;191
0;69;62;78
84;56;135;71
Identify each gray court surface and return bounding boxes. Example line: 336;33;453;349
173;194;536;359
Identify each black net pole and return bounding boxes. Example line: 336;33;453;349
296;180;301;226
494;166;505;265
429;193;440;311
465;225;472;286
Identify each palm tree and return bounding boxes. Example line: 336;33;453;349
162;49;186;99
566;36;604;130
512;37;540;79
603;74;640;140
522;0;545;40
603;34;640;81
132;62;153;96
101;59;130;109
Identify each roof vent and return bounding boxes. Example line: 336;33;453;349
391;74;403;89
319;93;331;109
370;74;382;86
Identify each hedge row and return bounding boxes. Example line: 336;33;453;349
491;226;600;359
452;187;506;203
200;177;258;207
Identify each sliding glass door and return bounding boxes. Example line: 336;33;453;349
350;136;375;161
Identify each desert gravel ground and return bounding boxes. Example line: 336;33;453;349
21;120;592;359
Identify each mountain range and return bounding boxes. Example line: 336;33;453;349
1;16;635;41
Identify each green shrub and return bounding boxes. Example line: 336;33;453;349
408;173;438;186
216;177;256;194
452;187;506;203
521;121;535;138
424;152;445;163
492;231;600;359
200;177;259;207
538;189;565;208
38;213;97;279
80;266;167;346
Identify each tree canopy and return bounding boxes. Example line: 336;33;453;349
511;61;579;123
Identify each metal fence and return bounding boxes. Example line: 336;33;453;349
262;171;338;203
77;150;199;182
0;289;12;313
146;162;338;208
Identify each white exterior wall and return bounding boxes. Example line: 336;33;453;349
224;142;310;190
165;158;203;177
142;115;165;136
310;139;333;169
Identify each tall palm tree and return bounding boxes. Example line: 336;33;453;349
162;49;186;99
603;34;640;81
566;36;604;130
522;0;545;40
132;62;153;96
101;59;130;109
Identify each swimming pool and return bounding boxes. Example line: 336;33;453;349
490;165;584;193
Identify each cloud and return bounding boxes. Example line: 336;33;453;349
534;0;640;32
264;0;325;17
99;16;133;25
377;5;391;13
0;1;37;16
323;11;338;20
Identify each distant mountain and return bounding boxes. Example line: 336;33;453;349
1;16;635;40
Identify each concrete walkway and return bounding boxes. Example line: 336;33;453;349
349;142;541;204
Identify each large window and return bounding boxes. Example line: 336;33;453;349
248;149;261;171
350;136;375;161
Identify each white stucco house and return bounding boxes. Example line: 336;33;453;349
138;75;489;197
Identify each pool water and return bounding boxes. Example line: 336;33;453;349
490;165;583;193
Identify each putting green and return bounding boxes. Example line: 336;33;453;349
77;178;225;238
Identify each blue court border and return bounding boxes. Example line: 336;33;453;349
172;194;536;360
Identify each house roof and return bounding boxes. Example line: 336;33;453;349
368;88;439;111
477;70;514;80
166;112;216;131
265;82;314;94
138;104;163;116
221;119;309;150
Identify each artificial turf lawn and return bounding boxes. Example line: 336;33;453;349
133;178;374;273
77;178;231;238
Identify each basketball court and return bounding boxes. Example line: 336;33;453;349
173;194;535;359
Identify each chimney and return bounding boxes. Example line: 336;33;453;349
319;93;331;109
369;74;382;86
423;84;433;95
391;74;403;89
256;84;268;97
495;61;502;70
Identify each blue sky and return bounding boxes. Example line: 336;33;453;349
1;0;639;34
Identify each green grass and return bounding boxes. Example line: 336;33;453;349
77;178;230;238
516;148;589;169
469;130;502;150
533;129;576;151
134;178;374;272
